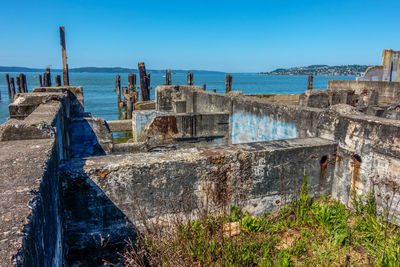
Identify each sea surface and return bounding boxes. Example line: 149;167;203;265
0;72;356;124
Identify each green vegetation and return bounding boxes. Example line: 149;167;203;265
260;65;370;76
124;176;400;266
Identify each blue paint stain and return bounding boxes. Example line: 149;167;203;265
230;110;298;144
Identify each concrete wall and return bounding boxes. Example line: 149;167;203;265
0;139;63;265
156;85;321;144
328;80;400;105
245;94;300;105
358;49;400;82
155;85;400;217
62;138;337;221
316;109;400;214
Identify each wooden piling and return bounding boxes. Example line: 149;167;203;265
10;78;16;100
212;89;216;93
187;72;193;86
203;84;206;91
128;73;136;91
20;74;27;93
115;75;121;104
166;69;171;85
307;75;313;90
138;62;150;102
18;74;24;93
6;74;11;98
59;26;70;85
225;74;232;94
24;74;27;92
44;68;51;87
39;74;43;87
16;76;22;93
126;95;134;119
55;75;61;87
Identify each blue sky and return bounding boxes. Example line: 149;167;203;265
0;0;399;72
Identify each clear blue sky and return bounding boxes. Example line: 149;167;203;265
0;0;399;72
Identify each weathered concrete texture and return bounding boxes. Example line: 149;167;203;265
62;138;337;222
382;103;400;120
60;163;136;266
299;90;330;108
9;92;66;119
134;100;155;111
131;111;168;142
156;85;231;113
69;117;113;158
112;142;147;154
359;49;400;82
328;80;400;105
246;94;300;105
1;102;62;141
107;119;132;132
0;139;63;267
156;85;322;144
316;108;400;213
145;112;230;147
230;96;321;143
33;86;84;116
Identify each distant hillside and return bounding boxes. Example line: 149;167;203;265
260;65;370;76
0;66;225;74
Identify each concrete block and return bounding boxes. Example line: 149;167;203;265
299;90;330;108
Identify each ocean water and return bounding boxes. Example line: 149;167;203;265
0;72;356;124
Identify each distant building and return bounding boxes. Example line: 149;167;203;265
358;49;400;82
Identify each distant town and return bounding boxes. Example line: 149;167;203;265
259;64;370;76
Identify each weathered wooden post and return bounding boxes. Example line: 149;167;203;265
225;74;232;94
166;69;171;85
6;74;11;98
20;74;27;93
187;72;193;85
212;89;216;93
126;94;134;119
60;26;70;86
43;68;52;87
39;74;43;87
10;78;16;100
55;75;62;86
128;73;136;91
203;84;206;91
307;75;313;90
115;75;121;105
18;74;25;93
16;76;22;93
138;62;150;101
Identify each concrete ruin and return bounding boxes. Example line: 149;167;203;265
1;68;400;266
359;49;400;82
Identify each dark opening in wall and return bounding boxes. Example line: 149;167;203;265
320;155;328;165
352;154;362;163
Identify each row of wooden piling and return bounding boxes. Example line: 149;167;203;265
3;67;66;101
4;73;28;100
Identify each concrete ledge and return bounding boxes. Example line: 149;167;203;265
33;86;84;116
328;80;400;105
134;100;155;111
62;137;338;223
107;120;132;132
0;102;63;141
245;94;300;105
0;138;61;266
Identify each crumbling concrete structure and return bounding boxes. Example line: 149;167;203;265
1;71;400;265
359;49;400;82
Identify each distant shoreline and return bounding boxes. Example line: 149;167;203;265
258;64;369;76
0;66;225;75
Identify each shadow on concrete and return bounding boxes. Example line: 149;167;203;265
61;159;136;266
